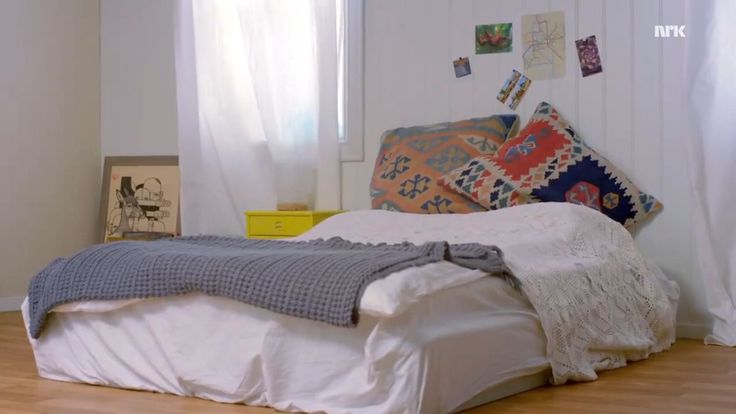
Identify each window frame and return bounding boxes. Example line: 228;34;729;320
338;0;364;162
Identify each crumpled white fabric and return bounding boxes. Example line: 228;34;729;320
301;203;679;384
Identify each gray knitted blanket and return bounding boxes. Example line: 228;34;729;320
28;236;517;338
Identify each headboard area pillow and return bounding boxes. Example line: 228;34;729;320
439;102;662;230
370;114;519;214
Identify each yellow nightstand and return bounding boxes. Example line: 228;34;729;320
245;210;343;239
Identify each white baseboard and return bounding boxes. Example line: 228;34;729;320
676;323;711;340
0;296;24;312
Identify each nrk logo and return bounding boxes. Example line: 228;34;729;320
654;25;686;38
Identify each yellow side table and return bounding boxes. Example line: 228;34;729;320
245;210;343;239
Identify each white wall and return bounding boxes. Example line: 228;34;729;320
101;0;178;158
344;0;708;336
0;0;100;308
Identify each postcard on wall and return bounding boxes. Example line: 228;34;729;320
497;69;523;103
575;35;603;77
475;23;512;54
507;73;532;110
453;57;472;78
521;11;566;80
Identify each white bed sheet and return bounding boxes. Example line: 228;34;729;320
23;275;549;413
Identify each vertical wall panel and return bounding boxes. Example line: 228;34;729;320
449;0;475;120
398;0;430;126
632;0;662;196
470;0;495;117
344;0;706;334
519;0;552;118
365;0;403;136
602;0;634;171
424;0;452;123
472;0;518;118
549;0;578;126
632;0;664;291
349;0;406;209
491;1;525;117
575;0;605;152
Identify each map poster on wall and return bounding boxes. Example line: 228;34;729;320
521;11;566;80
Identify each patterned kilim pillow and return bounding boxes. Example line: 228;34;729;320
370;114;519;213
439;102;662;229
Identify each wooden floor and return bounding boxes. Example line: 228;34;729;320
1;311;734;414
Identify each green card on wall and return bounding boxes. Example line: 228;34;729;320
475;23;512;54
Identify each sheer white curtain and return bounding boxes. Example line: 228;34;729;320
175;0;341;236
686;0;736;345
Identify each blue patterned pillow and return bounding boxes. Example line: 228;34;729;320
440;102;662;229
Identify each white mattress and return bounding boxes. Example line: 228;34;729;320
23;273;548;413
27;206;633;413
24;204;679;412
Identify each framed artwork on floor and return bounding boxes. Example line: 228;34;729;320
98;156;180;243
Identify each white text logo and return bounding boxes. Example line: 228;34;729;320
654;25;686;38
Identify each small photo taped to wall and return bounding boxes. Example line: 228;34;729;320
453;57;472;78
507;73;532;110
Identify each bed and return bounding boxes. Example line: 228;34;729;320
22;202;679;413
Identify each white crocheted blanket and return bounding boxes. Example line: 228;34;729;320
299;203;679;384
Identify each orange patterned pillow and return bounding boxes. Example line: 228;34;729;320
370;115;519;213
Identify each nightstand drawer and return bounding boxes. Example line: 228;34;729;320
247;215;314;237
245;210;344;239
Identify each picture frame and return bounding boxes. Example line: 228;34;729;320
98;156;180;243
